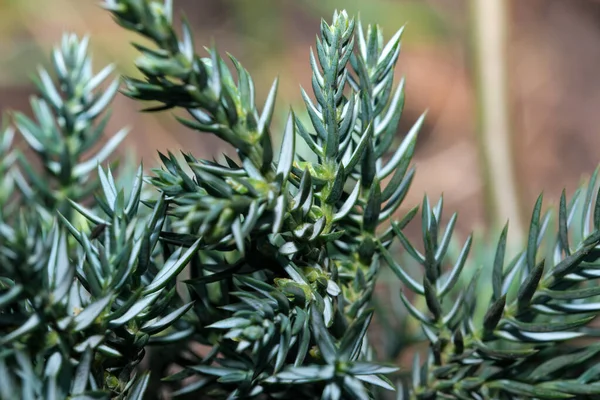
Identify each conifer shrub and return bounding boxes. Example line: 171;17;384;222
3;1;600;399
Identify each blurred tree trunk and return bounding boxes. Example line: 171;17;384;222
471;0;524;247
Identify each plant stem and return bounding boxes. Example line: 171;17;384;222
471;0;523;248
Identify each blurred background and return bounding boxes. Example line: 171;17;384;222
4;0;600;372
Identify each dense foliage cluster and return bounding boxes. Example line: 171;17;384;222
3;1;600;399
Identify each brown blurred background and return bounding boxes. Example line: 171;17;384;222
2;0;600;245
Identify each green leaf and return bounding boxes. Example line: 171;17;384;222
231;218;245;255
98;166;117;207
472;340;537;360
325;165;345;204
439;235;472;296
86;78;120;119
583;167;599;238
378;241;424;294
528;345;600;381
355;374;395;391
108;292;161;327
378;112;423;179
14;112;45;153
0;284;23;309
0;314;41;346
542;285;600;300
322;383;342;400
72;347;93;394
208;47;222;100
348;363;398;376
126;372;150;400
342;376;370;400
558;190;571;255
301;88;327;141
463;268;481;317
269;365;334;383
399;290;433;325
339;310;373;361
497;330;584;342
16;153;53;199
351;47;372;97
73;127;129;177
380;169;414;223
517;259;545;308
423;278;442;321
483;295;506;334
85;63;116;93
338;92;357;142
391;222;425;264
69;200;111;226
44;352;66;400
295;314;310;366
362;180;381;233
296;117;323;156
360;141;376;189
276;111;296;182
551;241;597;278
527;194;543;272
434;212;456;263
74;335;104;353
487;380;574;399
538;381;600;396
220;85;238;126
143;239;201;294
36;67;63;109
272;195;287;234
141;302;194;335
333;180;361;222
578;363;600;383
292;168;313;213
344;123;372;174
507;315;594;333
259;78;279;136
492;223;508;301
207;317;251;330
74;295;112;331
310;305;337;363
366;25;380;67
275;318;292;373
